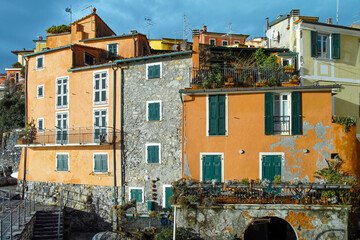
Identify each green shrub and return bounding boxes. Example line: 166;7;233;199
46;24;71;34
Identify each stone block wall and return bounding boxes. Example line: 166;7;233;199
123;55;191;212
0;130;22;173
176;204;350;240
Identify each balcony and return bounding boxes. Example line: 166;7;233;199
274;115;290;135
190;67;299;88
16;126;120;147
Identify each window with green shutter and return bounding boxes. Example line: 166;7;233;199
108;43;118;57
147;144;160;163
331;33;340;59
37;85;44;98
94;154;108;172
147;63;161;79
56;154;69;171
291;92;302;135
94;72;108;104
130;188;143;203
147;101;161;121
36;56;44;70
56;78;68;109
208;95;226;136
311;31;340;60
38;118;44;132
202;155;222;182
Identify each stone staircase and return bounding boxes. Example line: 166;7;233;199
32;210;63;240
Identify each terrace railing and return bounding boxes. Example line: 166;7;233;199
17;126;120;146
190;67;298;87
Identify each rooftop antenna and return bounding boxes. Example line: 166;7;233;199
183;14;189;40
65;7;72;45
225;23;233;45
336;0;339;24
145;17;153;39
82;5;93;31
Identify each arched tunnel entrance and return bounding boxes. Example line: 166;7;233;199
243;217;297;240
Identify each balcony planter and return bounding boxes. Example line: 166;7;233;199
256;83;265;87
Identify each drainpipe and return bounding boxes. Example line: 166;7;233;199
111;64;118;207
173;206;177;240
21;56;28;200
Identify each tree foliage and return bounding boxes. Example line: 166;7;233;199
46;24;71;34
254;48;279;69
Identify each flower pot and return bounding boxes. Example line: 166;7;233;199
256;83;265;87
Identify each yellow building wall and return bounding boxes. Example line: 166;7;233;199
34;42;47;53
182;91;360;182
19;48;122;187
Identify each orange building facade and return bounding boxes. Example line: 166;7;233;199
199;25;249;46
180;87;360;183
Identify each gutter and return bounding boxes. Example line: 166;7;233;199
110;64;118;207
21;55;28;200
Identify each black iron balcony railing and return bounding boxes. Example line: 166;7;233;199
16;126;120;146
274;115;290;135
190;67;299;87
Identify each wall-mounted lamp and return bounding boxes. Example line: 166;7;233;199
239;150;245;154
303;149;309;153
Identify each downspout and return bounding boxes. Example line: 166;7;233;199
111;64;118;207
22;56;28;200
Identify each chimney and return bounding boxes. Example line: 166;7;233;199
192;29;200;69
203;25;207;32
266;18;269;30
39;36;43;41
326;18;333;24
290;9;300;17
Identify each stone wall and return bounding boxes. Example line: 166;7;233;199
176;204;350;240
14;214;36;240
123;55;192;212
0;130;22;173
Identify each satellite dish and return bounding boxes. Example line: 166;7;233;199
266;29;272;39
272;29;279;40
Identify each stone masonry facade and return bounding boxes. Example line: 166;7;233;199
0;130;22;173
123;55;191;212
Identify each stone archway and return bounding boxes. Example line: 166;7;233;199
243;217;297;240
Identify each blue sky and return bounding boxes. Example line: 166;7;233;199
0;0;359;71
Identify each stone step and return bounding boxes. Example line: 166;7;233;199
32;233;63;240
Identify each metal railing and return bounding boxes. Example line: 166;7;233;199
190;67;298;87
0;195;36;240
274;116;290;135
0;190;11;211
18;126;120;146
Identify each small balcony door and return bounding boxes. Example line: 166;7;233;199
274;94;290;134
56;112;68;144
94;109;107;143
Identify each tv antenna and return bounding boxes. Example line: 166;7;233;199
65;7;72;45
145;17;153;39
336;0;339;24
224;23;233;45
183;14;189;40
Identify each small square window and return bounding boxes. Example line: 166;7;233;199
37;118;44;132
56;154;69;171
222;41;228;46
37;85;44;98
36;55;44;70
146;63;162;79
209;39;216;45
85;52;95;65
234;41;240;44
146;143;160;163
129;188;143;203
94;153;108;173
107;43;118;58
147;101;161;121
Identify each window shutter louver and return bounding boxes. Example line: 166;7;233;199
291;92;302;135
332;34;340;59
264;92;274;135
218;95;226;135
311;31;318;57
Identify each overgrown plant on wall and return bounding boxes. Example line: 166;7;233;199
332;115;357;132
46;24;71;34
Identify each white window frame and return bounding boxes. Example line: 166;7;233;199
317;33;331;59
55;76;69;110
209;39;216;45
93;70;109;106
162;184;172;208
37;85;44;99
37;118;44;132
273;93;291;135
206;94;228;137
129;187;144;203
93;152;109;173
259;152;285;181
200;152;224;182
93;108;108;143
107;43;118;57
36;55;44;71
222;40;228;46
55;111;69;144
145;143;161;164
146;100;162;121
146;62;162;80
56;153;69;172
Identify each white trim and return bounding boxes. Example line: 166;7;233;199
222;40;228;46
93;107;109;143
302;75;360;84
206;94;228;136
162;184;172;208
259;152;285;181
36;55;44;71
107;43;118;57
129;187;144;203
37;85;44;99
146;62;162;80
37;118;44;132
301;22;360;38
5;68;21;71
200;152;224;182
145;143;161;164
93;152;109;173
93;70;109;106
55;153;70;172
55;76;69;110
146;100;162;121
55;111;69;144
273;93;291;135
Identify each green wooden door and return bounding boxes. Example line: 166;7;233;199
164;187;173;209
262;155;281;182
202;155;222;182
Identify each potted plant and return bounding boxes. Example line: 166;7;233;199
289;75;299;84
256;79;267;87
18;120;36;144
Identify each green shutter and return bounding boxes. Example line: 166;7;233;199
148;102;160;121
147;145;159;163
153;65;160;78
38;87;43;97
148;65;160;79
57;96;61;106
57;155;68;171
311;31;318;57
94;155;101;172
291;92;302;135
37;57;43;68
165;187;173;209
131;189;142;202
209;95;226;136
332;33;340;59
262;155;281;182
264;92;274;135
38;120;43;130
202;155;222;182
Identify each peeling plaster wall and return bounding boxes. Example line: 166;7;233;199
176;204;350;240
